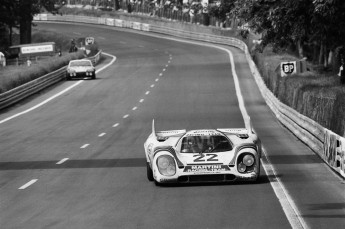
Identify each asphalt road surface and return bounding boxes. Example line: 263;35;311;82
0;22;344;229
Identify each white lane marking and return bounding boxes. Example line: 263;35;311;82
168;61;171;64
163;69;166;72
98;133;106;137
81;144;89;149
132;107;137;111
165;65;168;67
113;123;119;127
123;114;129;119
223;43;307;229
261;148;307;229
150;84;155;88
139;99;144;103
98;36;106;40
56;158;69;165
73;32;81;35
0;53;116;125
159;73;163;76
155;78;159;82
19;179;38;190
145;91;150;95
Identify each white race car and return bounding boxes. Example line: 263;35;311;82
66;59;96;80
144;120;262;185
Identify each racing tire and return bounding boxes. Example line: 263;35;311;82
91;73;96;80
147;162;154;182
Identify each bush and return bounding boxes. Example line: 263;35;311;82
0;51;84;93
253;46;345;136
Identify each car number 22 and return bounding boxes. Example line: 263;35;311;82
193;154;218;162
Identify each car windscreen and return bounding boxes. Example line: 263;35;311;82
180;135;232;153
69;61;92;67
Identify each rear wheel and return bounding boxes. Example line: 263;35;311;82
92;73;96;79
147;162;154;181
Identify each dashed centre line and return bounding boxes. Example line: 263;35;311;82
151;84;155;88
81;144;90;149
123;114;129;119
113;123;119;127
98;133;106;137
132;107;137;111
155;78;159;82
56;158;69;165
140;99;144;103
19;179;38;190
146;91;150;95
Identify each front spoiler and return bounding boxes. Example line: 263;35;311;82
155;172;259;184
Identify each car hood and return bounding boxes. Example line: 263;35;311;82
68;66;94;72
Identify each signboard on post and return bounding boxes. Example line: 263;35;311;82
280;61;297;77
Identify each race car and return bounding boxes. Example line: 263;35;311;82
66;59;96;80
144;120;262;185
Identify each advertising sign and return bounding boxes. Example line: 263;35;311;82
280;61;297;77
21;44;54;54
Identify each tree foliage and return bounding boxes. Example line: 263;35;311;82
218;0;345;66
0;0;58;46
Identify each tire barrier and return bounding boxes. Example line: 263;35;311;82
0;49;102;111
32;14;345;179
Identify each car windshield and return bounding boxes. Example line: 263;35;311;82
70;61;92;67
180;135;232;153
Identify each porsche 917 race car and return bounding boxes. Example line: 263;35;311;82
144;120;262;185
66;59;96;80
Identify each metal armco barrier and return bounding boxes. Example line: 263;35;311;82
21;14;345;179
0;49;102;111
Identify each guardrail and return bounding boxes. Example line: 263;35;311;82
0;49;102;111
18;14;345;179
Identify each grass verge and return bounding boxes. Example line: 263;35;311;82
0;30;85;93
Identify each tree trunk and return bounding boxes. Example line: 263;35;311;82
319;42;324;65
20;16;32;44
9;26;13;46
297;39;304;58
19;1;33;44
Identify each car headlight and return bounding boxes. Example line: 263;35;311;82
156;155;176;176
243;154;255;166
237;153;256;173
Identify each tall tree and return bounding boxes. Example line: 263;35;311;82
0;0;20;46
18;0;57;44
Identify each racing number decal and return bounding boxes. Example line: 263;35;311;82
193;154;218;162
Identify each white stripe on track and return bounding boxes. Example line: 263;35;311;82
0;52;116;125
56;158;69;165
19;179;38;190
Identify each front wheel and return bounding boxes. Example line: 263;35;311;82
147;162;154;182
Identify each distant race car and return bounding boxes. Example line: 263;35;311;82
66;59;96;80
144;120;262;185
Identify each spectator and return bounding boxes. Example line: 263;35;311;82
189;7;195;23
0;51;6;67
339;57;345;84
202;2;209;26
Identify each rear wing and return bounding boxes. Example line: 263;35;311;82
218;117;256;137
152;120;186;141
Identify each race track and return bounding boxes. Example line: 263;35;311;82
0;23;344;229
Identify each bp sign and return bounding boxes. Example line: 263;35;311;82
280;61;297;77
